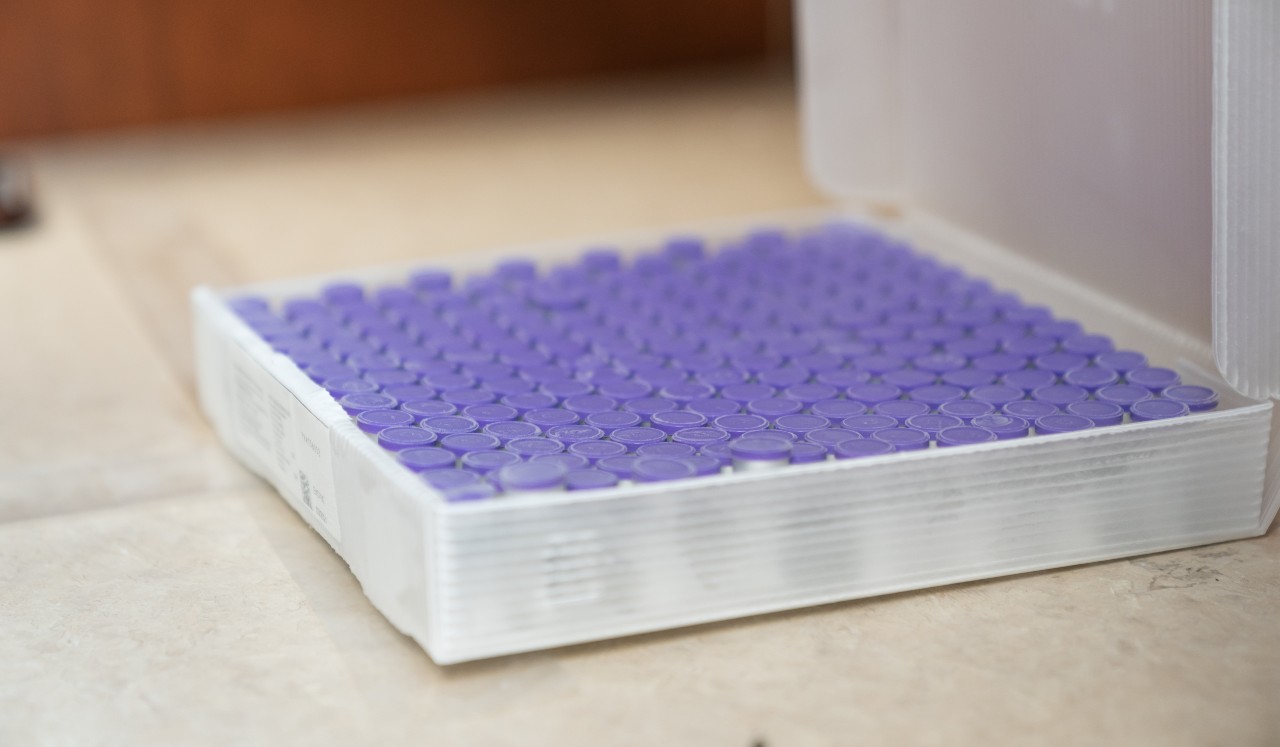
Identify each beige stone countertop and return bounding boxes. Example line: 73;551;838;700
1;67;1277;746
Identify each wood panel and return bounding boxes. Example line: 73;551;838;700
0;0;777;138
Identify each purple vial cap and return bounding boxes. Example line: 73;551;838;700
440;432;501;455
686;454;724;476
845;383;903;406
420;415;481;435
671;427;732;447
938;400;995;421
720;383;778;404
485;377;536;397
365;370;420;389
805;428;862;448
420;372;476;392
841;413;898;436
500;392;558;414
460;450;521;473
971;413;1030;439
699;442;732;465
497;462;567;491
1001;368;1057;393
568;439;629;462
908;384;967;408
969;384;1026;407
941;369;998;389
912;353;969;374
624;396;679;418
531;453;591;472
381;385;438;404
650;410;707;435
546;424;606;444
400;399;459;420
1095;351;1148;374
1161;385;1218;412
881;369;939;391
971;353;1029;376
1001;401;1058;422
782;383;840;406
540;379;593;402
441;388;498;407
584;410;643;433
321;282;364;305
815;369;873;388
810;399;868;420
609;426;667;450
1130;399;1191;421
712;413;771;436
904;413;963;436
1062;333;1115;356
397;447;456;472
697;367;749;389
873;400;932;422
774;413;831;435
729;437;792;461
339;392;398;415
323;377;380;397
1030;384;1090;407
936;425;998;447
462;403;519;426
1065;401;1125;426
504;436;566;457
833;440;895;459
632;456;698;483
945;338;1000;358
377;426;440;451
757;366;812;388
788;442;828;464
1034;352;1091;375
356;409;416;434
421;468;482;493
562;394;618;416
565;469;620;491
746;397;804;420
1126;366;1182;392
871;427;931;451
1063;367;1121;391
523;408;580;428
1095;384;1154;409
1035;414;1095;434
1032;319;1084;341
686;398;742;419
410;269;452;292
1002;336;1058;358
597;455;638;478
636;442;698;459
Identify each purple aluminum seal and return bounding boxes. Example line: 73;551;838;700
873;400;932;422
686;455;724;475
539;378;594;402
783;383;840;406
531;453;591;472
419;415;481;435
774;413;831;435
637;442;698;459
712;413;771;436
697;368;749;390
400;400;459;421
365;370;420;390
378;426;440;451
1062;333;1115;356
936;425;998;447
565;469;620;491
720;383;779;405
686;398;742;419
1030;384;1090;408
699;442;732;466
497;462;567;491
597;455;638;478
746;397;804;420
851;354;908;376
504;436;566;458
483;420;542;443
559;394;618;416
609;427;667;450
809;399;868;420
500;392;558;414
623;396;679;419
1034;414;1095;434
584;410;643;433
871;427;931;451
1033;352;1091;376
462;403;520;426
788;442;828;464
1160;385;1218;412
659;382;717;404
1126;366;1182;392
965;384;1025;408
522;408;581;428
815;369;873;389
945;338;1000;358
804;428;862;448
881;369;938;391
633;456;699;483
440;387;499;407
397;447;456;472
841;414;898;436
1129;399;1191;421
1095;350;1148;374
440;432;501;456
938;400;995;421
845;383;904;406
1063;367;1120;392
484;377;536;397
907;384;966;408
1002;400;1059;420
356;409;416;434
971;353;1029;376
970;414;1030;439
596;380;654;402
339;392;398;415
422;469;484;496
1002;336;1057;358
729;437;793;462
1032;319;1085;341
758;366;812;388
671;427;732;447
546;424;605;445
1065;401;1125;426
912;353;969;375
1000;368;1057;393
460;449;521;474
833;440;895;459
904;414;963;436
935;371;992;392
568;439;629;463
381;384;438;404
323;377;380;397
650;410;707;435
1095;384;1154;410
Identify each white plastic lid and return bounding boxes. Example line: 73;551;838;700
798;0;1279;400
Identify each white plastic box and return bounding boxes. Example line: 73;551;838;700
192;0;1279;664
